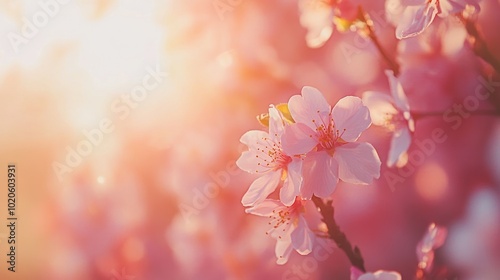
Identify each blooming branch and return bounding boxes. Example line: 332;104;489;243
357;6;400;76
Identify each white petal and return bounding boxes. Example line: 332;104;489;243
362;91;398;127
241;171;282;206
387;127;412;167
385;70;410;112
269;105;285;141
291;216;315;255
240;130;269;147
299;0;334;48
236;150;269;174
301;151;339;199
332;96;372;142
395;1;438;39
288;86;331;131
280;159;303;206
245;199;283;216
275;238;294;265
334;142;381;184
282;123;318;156
359;271;402;280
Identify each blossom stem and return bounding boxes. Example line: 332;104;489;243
357;6;400;76
311;196;366;272
459;14;500;73
412;109;500;120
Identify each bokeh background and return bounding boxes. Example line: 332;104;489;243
0;0;500;279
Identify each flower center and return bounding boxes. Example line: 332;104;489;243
311;111;346;154
265;199;303;239
256;136;292;172
384;111;408;132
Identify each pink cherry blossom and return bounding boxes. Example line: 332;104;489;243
282;86;381;199
389;0;480;39
237;106;303;206
351;267;402;280
245;198;320;264
299;0;335;48
299;0;359;48
362;70;415;167
416;223;447;272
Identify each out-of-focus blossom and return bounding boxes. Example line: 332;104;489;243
299;0;358;48
388;0;480;39
299;0;335;48
237;106;302;206
282;86;380;199
445;188;500;280
416;223;448;272
245;198;321;264
362;70;415;167
350;267;402;280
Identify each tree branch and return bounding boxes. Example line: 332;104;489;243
311;196;366;272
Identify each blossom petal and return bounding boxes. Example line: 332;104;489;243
386;70;410;112
236;150;269;174
282;123;318;155
335;142;381;184
301;151;339;199
395;0;438;39
288;86;331;130
276;237;294;265
387;127;412;167
280;159;303;206
241;171;282;207
358;270;402;280
269;105;285;141
332;96;371;142
362;91;398;127
240;130;269;147
291;215;315;255
299;0;334;48
245;199;283;216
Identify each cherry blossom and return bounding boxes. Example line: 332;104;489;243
299;0;335;48
237;106;303;206
417;223;448;272
351;267;402;280
362;70;414;167
298;0;358;48
245;198;321;264
388;0;480;39
282;86;381;199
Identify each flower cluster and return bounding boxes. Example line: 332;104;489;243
237;87;381;263
388;0;480;39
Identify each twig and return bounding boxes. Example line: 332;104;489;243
357;6;400;76
411;109;500;120
459;14;500;73
311;196;366;272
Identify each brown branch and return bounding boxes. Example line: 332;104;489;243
311;196;366;272
411;109;500;120
357;6;400;76
459;14;500;73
